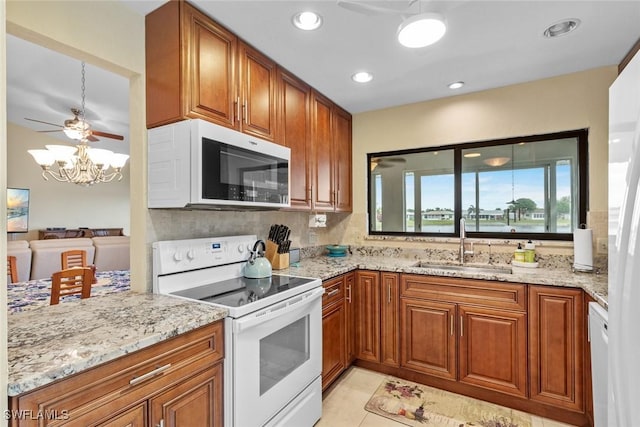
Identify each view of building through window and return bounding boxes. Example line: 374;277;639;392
368;130;586;240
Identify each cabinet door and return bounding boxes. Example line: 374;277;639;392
354;270;380;362
97;403;147;427
458;305;527;397
311;90;334;211
322;300;347;390
239;42;277;141
529;286;584;411
150;364;223;427
183;3;238;129
278;69;311;209
332;106;352;212
401;297;456;380
345;272;356;364
380;272;400;367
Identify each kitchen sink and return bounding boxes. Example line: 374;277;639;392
411;262;512;275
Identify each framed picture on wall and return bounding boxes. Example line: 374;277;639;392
7;188;30;233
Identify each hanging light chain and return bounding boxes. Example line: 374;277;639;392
80;61;86;123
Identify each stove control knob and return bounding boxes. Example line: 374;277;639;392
186;249;195;260
173;252;183;262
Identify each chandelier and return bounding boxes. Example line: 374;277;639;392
28;62;129;186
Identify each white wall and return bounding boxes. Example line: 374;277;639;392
7;123;130;241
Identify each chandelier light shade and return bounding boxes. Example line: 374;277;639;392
397;13;447;48
28;143;129;186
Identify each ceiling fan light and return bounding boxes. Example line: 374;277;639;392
63;127;84;140
397;13;446;48
27;149;55;166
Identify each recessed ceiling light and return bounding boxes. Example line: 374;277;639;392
292;11;322;31
448;81;464;89
397;13;446;48
463;152;481;158
543;19;580;38
352;71;373;83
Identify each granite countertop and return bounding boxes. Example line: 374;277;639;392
280;254;608;308
7;292;228;396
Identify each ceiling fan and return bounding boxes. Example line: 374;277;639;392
25;108;124;142
336;0;420;16
24;61;124;142
371;156;407;171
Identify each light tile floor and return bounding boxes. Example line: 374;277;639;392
317;367;577;427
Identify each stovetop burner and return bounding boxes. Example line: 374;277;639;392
170;275;318;308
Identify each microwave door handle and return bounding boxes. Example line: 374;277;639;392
232;287;324;333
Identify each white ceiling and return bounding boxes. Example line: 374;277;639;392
7;1;640;147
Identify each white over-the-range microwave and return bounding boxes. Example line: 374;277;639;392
148;119;290;210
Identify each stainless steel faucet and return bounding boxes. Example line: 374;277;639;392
459;218;474;264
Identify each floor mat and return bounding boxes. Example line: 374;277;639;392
364;376;532;427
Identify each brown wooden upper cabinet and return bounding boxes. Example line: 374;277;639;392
310;91;353;212
146;1;277;141
146;0;352;212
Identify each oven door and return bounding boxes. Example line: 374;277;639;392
230;286;323;427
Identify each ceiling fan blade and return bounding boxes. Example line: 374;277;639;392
37;130;63;133
86;134;100;142
90;129;124;141
336;0;414;15
25;117;63;128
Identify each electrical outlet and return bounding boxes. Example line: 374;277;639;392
597;238;608;254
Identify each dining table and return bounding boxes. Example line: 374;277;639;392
7;270;131;314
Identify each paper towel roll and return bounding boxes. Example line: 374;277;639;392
573;228;594;272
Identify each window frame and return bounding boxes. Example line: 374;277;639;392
367;129;588;241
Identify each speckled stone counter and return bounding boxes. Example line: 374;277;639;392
7;292;228;396
280;254;608;308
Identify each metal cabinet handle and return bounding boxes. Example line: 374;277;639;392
156;420;165;427
236;97;241;124
242;103;247;123
130;363;171;386
450;315;454;336
460;316;464;337
387;283;391;304
346;285;352;303
327;288;340;297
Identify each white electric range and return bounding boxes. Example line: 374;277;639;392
152;235;323;427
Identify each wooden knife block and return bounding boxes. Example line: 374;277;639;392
265;241;290;270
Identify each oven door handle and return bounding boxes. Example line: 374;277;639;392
233;287;325;333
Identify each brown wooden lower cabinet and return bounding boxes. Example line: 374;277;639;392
323;270;591;426
9;322;224;427
322;275;347;390
529;285;585;412
354;270;381;362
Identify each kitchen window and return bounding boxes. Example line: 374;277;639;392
368;129;588;240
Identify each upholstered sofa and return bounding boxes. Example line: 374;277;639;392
7;240;32;282
29;238;96;280
8;236;131;281
92;236;130;272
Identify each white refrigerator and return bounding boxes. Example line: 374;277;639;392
608;48;640;426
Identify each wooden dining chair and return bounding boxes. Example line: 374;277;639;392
7;256;18;284
50;267;93;305
61;250;87;269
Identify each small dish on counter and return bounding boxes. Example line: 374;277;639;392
326;245;348;257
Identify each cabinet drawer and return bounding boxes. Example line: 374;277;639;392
400;274;526;312
10;322;224;427
323;276;345;308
